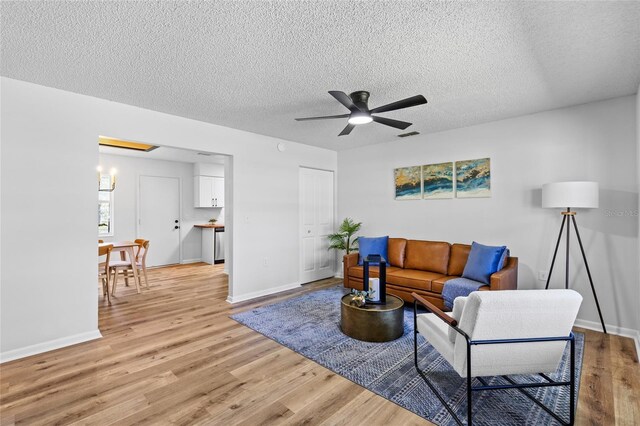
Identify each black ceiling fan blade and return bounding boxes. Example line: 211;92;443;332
295;114;350;121
372;115;412;130
338;123;356;136
328;91;362;112
370;95;427;114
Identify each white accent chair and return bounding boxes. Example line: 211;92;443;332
413;289;582;426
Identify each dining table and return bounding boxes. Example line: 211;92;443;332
99;241;141;293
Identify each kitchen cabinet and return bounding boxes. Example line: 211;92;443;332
194;224;225;264
194;176;224;208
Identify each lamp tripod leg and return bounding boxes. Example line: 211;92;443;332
545;215;567;290
571;216;607;334
565;210;571;290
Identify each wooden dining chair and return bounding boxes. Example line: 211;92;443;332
98;244;113;304
134;239;151;289
111;239;150;295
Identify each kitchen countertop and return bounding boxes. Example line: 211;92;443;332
194;224;225;229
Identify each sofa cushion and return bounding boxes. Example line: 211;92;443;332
358;236;389;265
448;243;471;276
388;238;407;268
462;242;507;284
387;269;447;291
432;275;490;294
431;275;462;294
404;240;450;274
348;265;402;279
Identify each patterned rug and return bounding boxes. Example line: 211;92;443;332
231;286;584;425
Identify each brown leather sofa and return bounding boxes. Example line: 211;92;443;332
343;238;518;310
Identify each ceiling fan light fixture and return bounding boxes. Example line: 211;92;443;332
348;113;373;125
295;90;427;136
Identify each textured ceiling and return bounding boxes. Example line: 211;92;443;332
2;1;639;151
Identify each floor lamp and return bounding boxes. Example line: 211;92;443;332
542;181;607;333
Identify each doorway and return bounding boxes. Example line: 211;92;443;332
299;167;335;284
138;175;181;267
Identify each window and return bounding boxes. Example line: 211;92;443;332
98;182;114;236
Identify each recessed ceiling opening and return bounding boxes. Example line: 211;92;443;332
99;135;159;152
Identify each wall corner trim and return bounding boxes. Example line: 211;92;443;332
226;282;301;304
0;330;103;364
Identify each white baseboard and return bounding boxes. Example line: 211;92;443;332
0;329;102;364
335;272;344;279
574;318;640;358
181;258;203;264
226;281;301;304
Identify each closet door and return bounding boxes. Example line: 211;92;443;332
300;167;335;284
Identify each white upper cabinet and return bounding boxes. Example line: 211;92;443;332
194;176;224;208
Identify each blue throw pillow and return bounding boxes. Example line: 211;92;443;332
498;248;510;270
358;236;389;265
462;242;507;284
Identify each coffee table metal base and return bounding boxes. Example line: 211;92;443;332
340;294;404;342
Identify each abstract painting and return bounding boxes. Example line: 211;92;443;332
455;158;491;198
422;162;454;199
394;166;422;200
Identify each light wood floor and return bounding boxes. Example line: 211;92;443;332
1;263;638;425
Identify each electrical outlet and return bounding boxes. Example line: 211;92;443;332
538;270;549;281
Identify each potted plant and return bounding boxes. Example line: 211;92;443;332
328;217;362;278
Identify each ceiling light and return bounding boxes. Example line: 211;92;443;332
348;113;373;125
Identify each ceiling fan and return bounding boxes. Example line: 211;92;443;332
295;91;427;136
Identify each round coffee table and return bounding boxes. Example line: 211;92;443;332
340;294;405;342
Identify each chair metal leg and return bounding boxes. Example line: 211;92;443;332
467;360;473;426
413;301;465;426
570;336;575;425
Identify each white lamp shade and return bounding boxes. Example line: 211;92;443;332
542;181;599;209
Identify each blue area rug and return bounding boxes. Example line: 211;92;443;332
231;286;584;425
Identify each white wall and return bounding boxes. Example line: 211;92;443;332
338;95;638;333
637;84;640;343
1;80;101;360
0;77;337;361
98;154;224;263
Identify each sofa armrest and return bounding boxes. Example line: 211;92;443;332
490;257;518;290
343;252;359;288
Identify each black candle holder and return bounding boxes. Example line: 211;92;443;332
362;254;387;304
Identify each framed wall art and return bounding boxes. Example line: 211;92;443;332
455;158;491;198
422;162;454;199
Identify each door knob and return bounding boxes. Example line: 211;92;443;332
175;225;180;229
175;220;179;223
307;230;311;234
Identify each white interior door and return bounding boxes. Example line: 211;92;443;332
139;176;181;267
300;167;334;284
